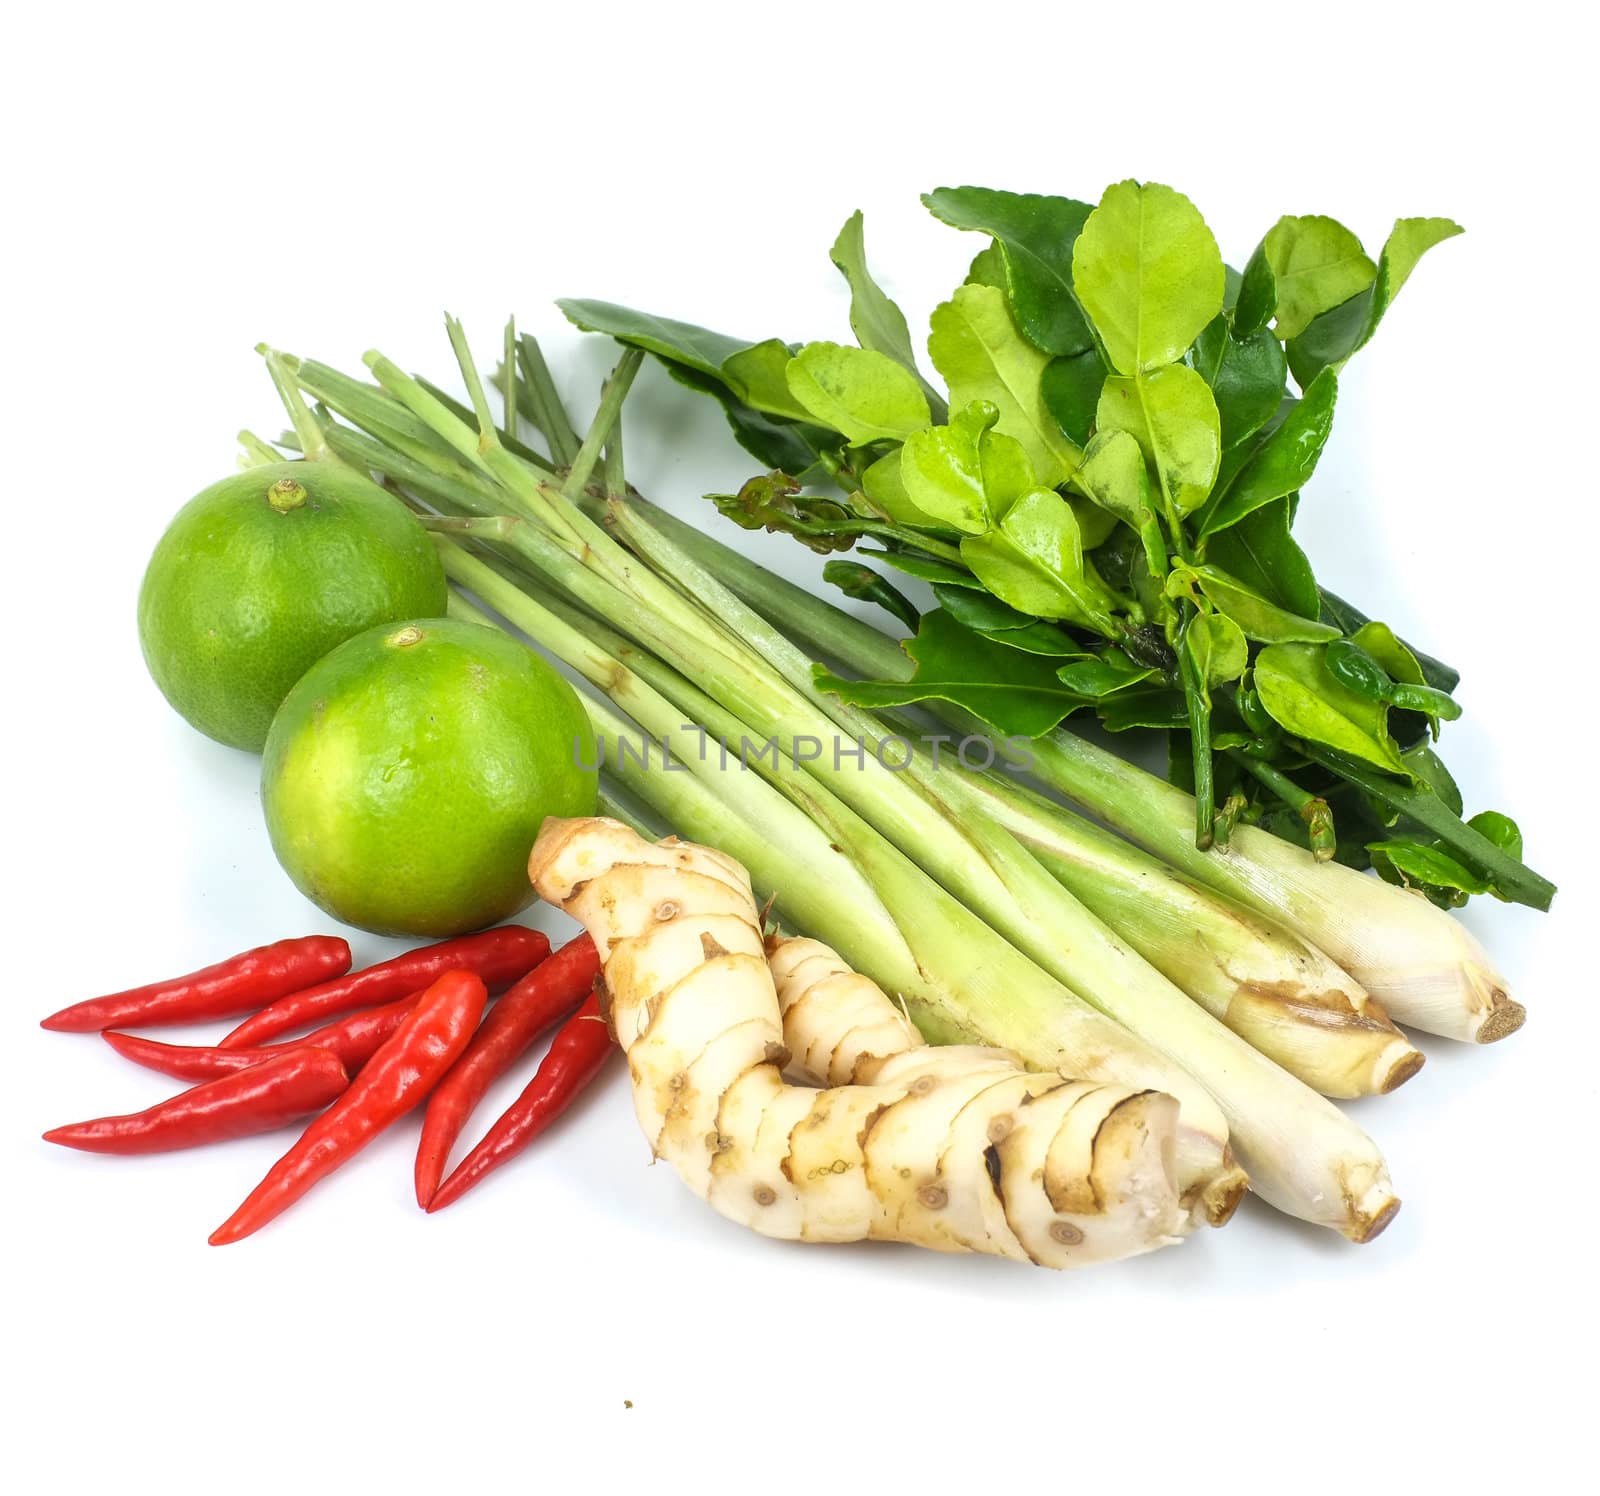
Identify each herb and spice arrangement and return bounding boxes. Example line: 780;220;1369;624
40;178;1553;1268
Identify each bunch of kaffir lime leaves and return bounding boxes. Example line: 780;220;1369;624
559;182;1550;912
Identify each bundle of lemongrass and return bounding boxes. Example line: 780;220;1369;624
241;320;1526;1258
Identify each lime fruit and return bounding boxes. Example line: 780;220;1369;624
262;617;598;937
137;461;447;751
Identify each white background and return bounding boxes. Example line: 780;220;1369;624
6;4;1594;1492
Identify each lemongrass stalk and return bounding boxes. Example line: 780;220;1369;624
1025;733;1526;1044
261;349;343;468
440;550;1242;1225
275;353;510;500
296;343;1396;1238
514;332;581;467
942;768;1424;1098
632;501;1526;1044
365;347;690;609
418;378;559;473
272;352;447;461
500;317;518;446
236;430;285;469
560;348;642;502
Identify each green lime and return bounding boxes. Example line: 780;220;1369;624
262;617;598;937
137;461;447;751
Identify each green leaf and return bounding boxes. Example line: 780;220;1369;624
1223;264;1244;314
1198;368;1337;535
972;622;1089;656
829;211;948;417
1233;240;1276;339
1303;743;1554;910
1287;217;1463;386
1373;217;1464;306
928;284;1082;486
1099;687;1189;731
1170;562;1337;643
1254;642;1411;775
785;342;932;445
923;186;1096;355
860;547;983;588
1403;743;1463;814
1189;315;1288;450
960;489;1118;633
975;426;1036;520
1367;838;1490;900
1204;497;1318;618
814;608;1080;736
934;584;1085;655
861;448;936;528
1056;650;1156;696
1041;347;1108;446
1185;612;1248;691
1260;217;1377;340
1317;589;1460;694
561;304;842;478
557;297;754;380
663;362;839;484
931;585;1041;632
1071;181;1225;376
822;559;921;632
887;400;1040;535
1097;364;1221;515
965;242;1008;288
899;400;994;534
721;338;815;421
1350;621;1424;685
1468;810;1523;862
1075;429;1156;528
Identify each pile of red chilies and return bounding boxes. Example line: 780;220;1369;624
39;927;610;1242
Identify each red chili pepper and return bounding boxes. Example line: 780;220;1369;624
426;989;612;1212
40;936;352;1034
102;992;424;1082
209;970;488;1245
413;934;597;1207
218;928;547;1049
42;1048;349;1155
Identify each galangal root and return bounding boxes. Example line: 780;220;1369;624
529;816;1190;1268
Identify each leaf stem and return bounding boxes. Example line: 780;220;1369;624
1296;743;1554;909
1228;750;1336;860
719;504;966;565
1177;618;1214;848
